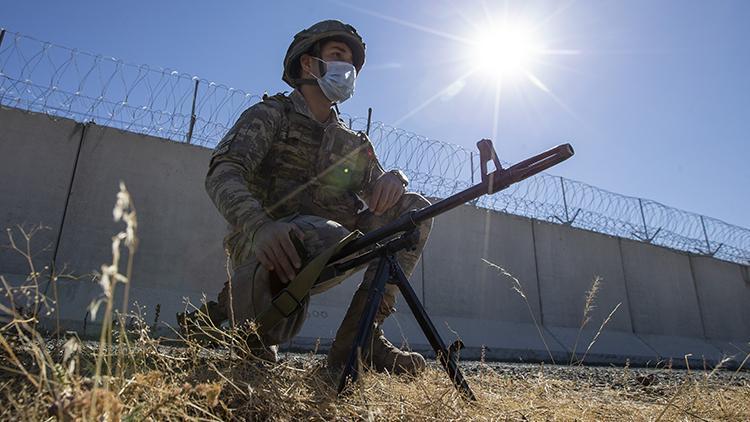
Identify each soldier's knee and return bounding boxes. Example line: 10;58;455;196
398;192;431;216
404;192;431;210
290;215;351;260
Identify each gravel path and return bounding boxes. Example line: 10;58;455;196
278;351;749;391
462;359;749;388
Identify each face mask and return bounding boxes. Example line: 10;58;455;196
311;58;357;103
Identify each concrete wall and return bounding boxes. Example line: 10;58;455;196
2;106;748;367
533;220;657;364
620;239;723;363
0;108;81;278
690;256;750;358
51;123;229;334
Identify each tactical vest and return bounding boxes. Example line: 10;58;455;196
254;93;378;223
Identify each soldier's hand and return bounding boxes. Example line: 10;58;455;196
368;172;405;216
253;221;305;283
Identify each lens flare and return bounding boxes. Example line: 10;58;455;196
472;23;543;79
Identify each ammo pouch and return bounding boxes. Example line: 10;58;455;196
315;123;374;196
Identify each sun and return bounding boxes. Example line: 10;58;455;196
338;3;579;129
471;23;543;80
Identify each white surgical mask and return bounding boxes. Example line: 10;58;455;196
311;57;357;103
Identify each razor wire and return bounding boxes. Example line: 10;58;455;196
0;30;260;145
1;29;748;265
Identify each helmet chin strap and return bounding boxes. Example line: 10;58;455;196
316;56;327;77
293;78;318;86
311;42;326;77
295;50;337;106
293;74;335;105
294;50;326;87
295;40;328;88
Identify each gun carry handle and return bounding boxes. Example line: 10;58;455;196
477;138;503;183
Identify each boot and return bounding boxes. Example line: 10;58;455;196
327;290;426;376
244;340;279;364
365;327;426;376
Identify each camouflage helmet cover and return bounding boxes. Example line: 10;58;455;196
283;19;366;88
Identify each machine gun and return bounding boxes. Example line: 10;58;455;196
320;139;574;400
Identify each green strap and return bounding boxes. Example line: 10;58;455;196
255;230;361;333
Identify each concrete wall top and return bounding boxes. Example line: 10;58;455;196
422;205;541;323
53;123;228;327
690;256;750;342
620;238;705;338
0;107;81;276
533;219;633;331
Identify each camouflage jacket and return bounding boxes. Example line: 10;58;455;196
205;90;386;240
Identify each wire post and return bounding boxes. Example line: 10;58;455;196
366;107;372;136
186;78;199;144
469;152;478;205
638;198;650;240
560;176;570;222
0;29;6;49
700;215;711;253
470;152;475;185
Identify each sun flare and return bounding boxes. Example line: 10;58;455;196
339;2;580;127
471;23;542;79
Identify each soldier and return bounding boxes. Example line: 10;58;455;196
193;20;432;376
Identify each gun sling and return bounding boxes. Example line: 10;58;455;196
255;230;361;333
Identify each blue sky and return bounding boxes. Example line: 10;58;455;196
3;0;749;228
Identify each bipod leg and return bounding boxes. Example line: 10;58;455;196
337;250;391;395
388;255;477;401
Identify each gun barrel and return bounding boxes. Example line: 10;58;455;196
332;143;574;261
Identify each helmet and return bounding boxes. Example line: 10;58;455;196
283;20;366;88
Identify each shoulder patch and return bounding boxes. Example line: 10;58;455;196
212;133;235;158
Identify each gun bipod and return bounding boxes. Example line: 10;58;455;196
336;230;477;401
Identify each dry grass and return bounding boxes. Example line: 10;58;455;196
1;183;748;420
1;340;748;421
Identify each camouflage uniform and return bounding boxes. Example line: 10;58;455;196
205;90;432;354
